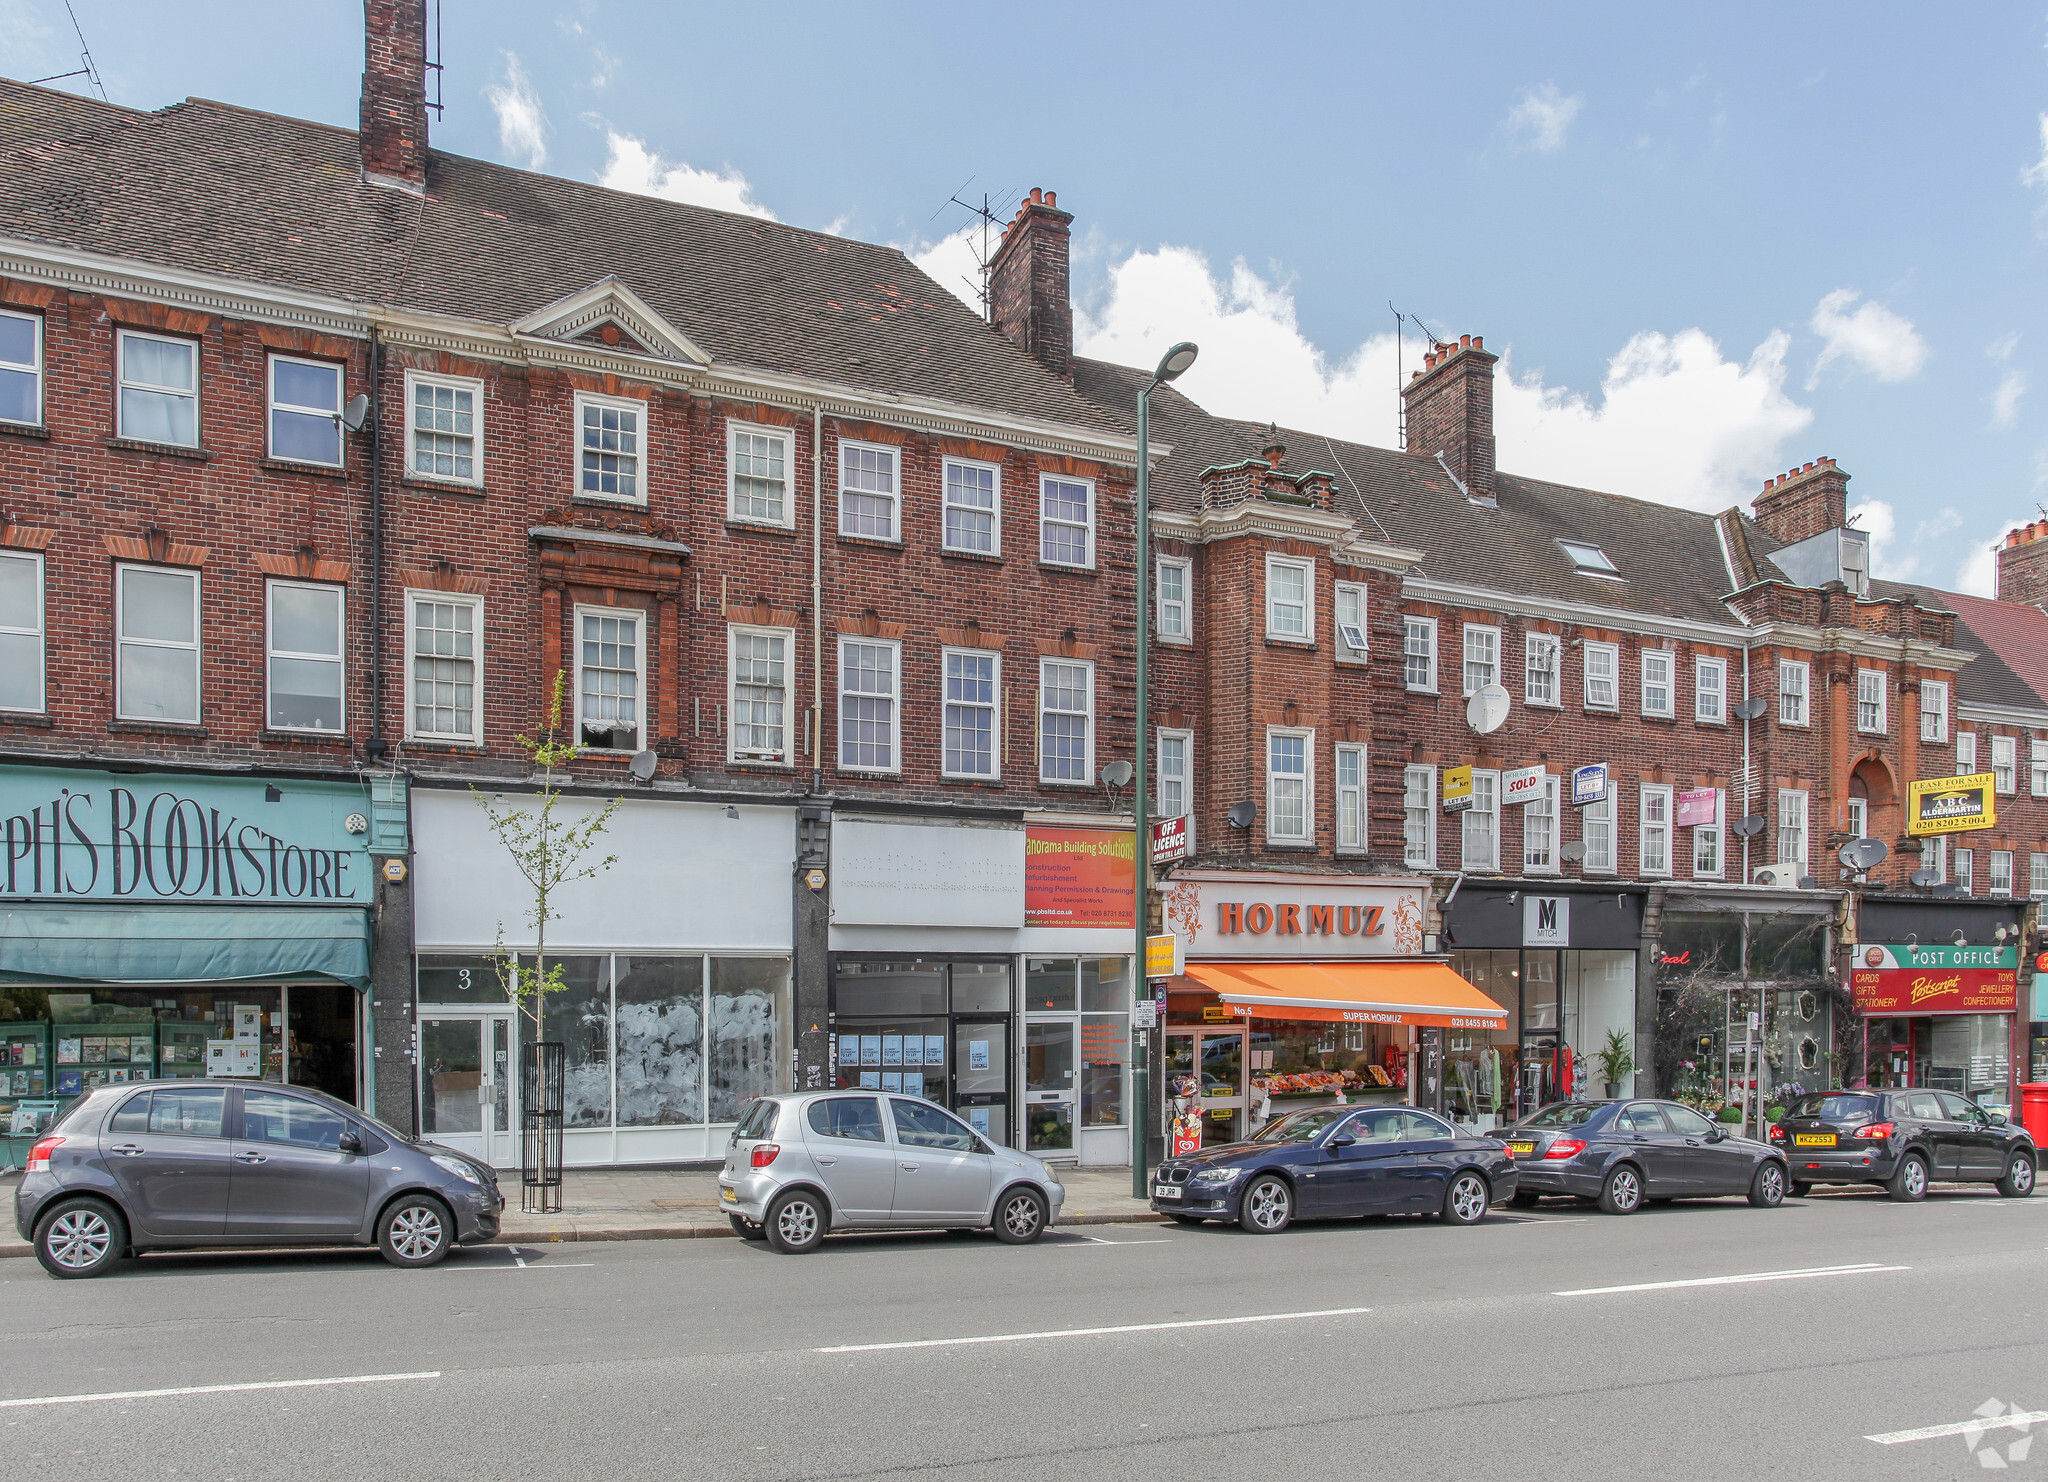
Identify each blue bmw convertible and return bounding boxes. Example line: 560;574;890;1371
1149;1104;1519;1233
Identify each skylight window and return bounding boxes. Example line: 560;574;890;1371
1558;540;1621;577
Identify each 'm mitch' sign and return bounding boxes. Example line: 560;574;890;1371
1;767;371;903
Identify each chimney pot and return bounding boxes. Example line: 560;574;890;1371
1044;191;1055;206
1030;187;1043;204
1460;334;1471;349
1472;336;1483;350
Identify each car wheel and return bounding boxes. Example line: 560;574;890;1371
34;1197;126;1280
1509;1189;1541;1209
1238;1175;1293;1234
1598;1163;1644;1215
378;1194;453;1268
727;1214;762;1239
1790;1181;1813;1198
1748;1161;1787;1208
1888;1152;1929;1203
765;1189;826;1254
993;1188;1049;1245
1996;1152;2036;1199
1443;1171;1490;1226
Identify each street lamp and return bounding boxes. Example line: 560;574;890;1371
1133;340;1197;1199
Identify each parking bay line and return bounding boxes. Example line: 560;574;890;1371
1867;1411;2048;1445
1554;1262;1907;1297
0;1371;440;1410
816;1307;1371;1353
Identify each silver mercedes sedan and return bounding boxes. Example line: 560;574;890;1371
717;1091;1066;1253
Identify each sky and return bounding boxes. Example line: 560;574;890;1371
4;1;2046;595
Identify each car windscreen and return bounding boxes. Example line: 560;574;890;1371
1790;1093;1880;1122
732;1097;779;1141
1252;1107;1352;1143
1514;1102;1604;1130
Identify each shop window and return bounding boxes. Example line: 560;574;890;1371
575;392;643;503
730;625;791;763
1462;624;1499;697
1696;656;1726;723
1583;784;1615;874
576;606;643;752
1156;558;1191;641
943;457;1000;554
1920;680;1949;743
839;439;899;539
615;956;705;1127
406;370;482;486
1403;764;1436;868
268;354;343;466
116;563;201;724
1038;658;1093;783
1583;641;1618;711
1403;617;1437;692
118;329;199;446
0;307;42;426
1640;785;1672;876
538;955;614;1127
1462;770;1499;871
1266;728;1312;842
1336;742;1366;852
0;549;45;714
1524;774;1559;874
943;649;999;778
728;420;790;525
838;636;899;772
1779;659;1809;726
1525;632;1560;707
711;957;787;1122
1040;473;1093;567
1641;649;1674;718
407;592;481;744
1992;735;2017;794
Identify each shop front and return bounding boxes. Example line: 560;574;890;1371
0;764;389;1146
826;815;1136;1165
1155;871;1507;1148
1851;897;2023;1118
411;786;796;1167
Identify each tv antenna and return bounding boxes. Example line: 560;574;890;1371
424;0;446;118
931;178;1018;322
1389;304;1446;449
31;0;109;101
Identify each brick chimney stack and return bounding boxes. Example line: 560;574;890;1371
1751;459;1849;545
1402;335;1497;502
988;187;1074;381
1996;520;2048;606
359;0;429;192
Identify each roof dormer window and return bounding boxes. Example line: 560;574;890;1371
1558;539;1620;577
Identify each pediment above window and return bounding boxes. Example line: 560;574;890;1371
510;277;710;365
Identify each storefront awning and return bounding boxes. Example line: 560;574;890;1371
1182;960;1509;1027
0;904;372;992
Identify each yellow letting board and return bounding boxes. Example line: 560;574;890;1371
1442;765;1474;813
1145;933;1182;979
1907;772;1996;836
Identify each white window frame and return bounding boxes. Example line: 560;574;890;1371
1038;657;1095;784
838;438;900;541
1462;624;1500;698
1583;641;1619;711
403;590;483;745
1639;784;1673;877
0;307;42;427
942;647;1001;780
1038;473;1094;569
1924;835;1947;885
728;624;794;764
1525;633;1560;708
836;635;901;774
1845;797;1868;840
0;549;45;714
1955;847;1974;894
941;455;1002;556
2030;851;2048;898
116;328;200;448
1462;769;1500;872
572;390;645;506
114;562;201;724
265;353;344;468
1992;734;2017;795
265;578;346;734
1919;680;1949;743
1582;784;1615;875
1990;849;2014;898
1856;668;1887;735
2032;738;2048;798
1403;764;1437;868
1524;773;1560;875
1955;731;1977;775
1640;649;1675;719
1334;581;1369;662
403;369;484;487
1778;659;1810;727
726;418;793;527
1156;558;1192;643
1403;616;1438;693
1695;656;1726;724
1692;789;1725;879
1776;789;1809;870
1265;555;1314;641
1157;726;1193;832
572;602;645;753
1335;742;1367;853
1265;727;1314;844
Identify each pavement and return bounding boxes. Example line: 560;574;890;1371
1;1183;2043;1481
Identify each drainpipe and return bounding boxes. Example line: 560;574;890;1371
1740;643;1752;886
366;328;387;762
812;404;824;795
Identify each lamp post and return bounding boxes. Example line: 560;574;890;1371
1133;340;1198;1200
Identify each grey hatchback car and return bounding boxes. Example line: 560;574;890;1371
719;1091;1066;1252
14;1080;504;1278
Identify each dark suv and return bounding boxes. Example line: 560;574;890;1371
14;1080;504;1278
1773;1089;2036;1201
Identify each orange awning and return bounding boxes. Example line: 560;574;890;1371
1181;960;1509;1027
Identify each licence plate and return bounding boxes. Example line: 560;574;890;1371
1507;1141;1536;1158
1794;1133;1837;1147
1153;1184;1182;1200
719;1186;738;1203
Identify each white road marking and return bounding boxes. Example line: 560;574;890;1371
0;1371;440;1410
1554;1262;1907;1296
512;1246;528;1268
443;1262;596;1272
1867;1411;2048;1445
1059;1234;1173;1247
816;1307;1371;1353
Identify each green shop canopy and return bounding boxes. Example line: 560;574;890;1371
0;903;372;992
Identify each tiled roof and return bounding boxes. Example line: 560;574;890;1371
0;81;1128;435
1876;581;2048;712
1074;356;1743;625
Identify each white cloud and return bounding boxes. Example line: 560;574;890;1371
1993;370;2027;429
1071;244;1813;514
1807;289;1927;388
1956;536;2000;597
1988;330;2020;361
908;224;990;310
596;132;776;219
2023;113;2048;191
484;52;549;171
1847;499;1904;579
1505;84;1584;154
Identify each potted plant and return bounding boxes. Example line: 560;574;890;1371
1595;1029;1634;1098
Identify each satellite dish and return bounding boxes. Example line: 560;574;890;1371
1909;867;1940;887
1838;837;1889;871
339;393;372;432
1560;841;1587;863
628;749;658;782
1100;760;1134;789
1730;815;1767;838
1227;801;1257;829
1733;697;1768;721
1466;683;1511;735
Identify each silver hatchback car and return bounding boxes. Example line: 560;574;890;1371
718;1091;1066;1253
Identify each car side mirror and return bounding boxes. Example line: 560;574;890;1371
1328;1134;1355;1148
1705;1127;1728;1143
1988;1111;2009;1127
338;1130;364;1156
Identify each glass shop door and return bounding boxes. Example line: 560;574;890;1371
1163;1027;1248;1152
418;1011;515;1167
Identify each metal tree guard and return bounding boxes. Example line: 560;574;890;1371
521;1040;565;1214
